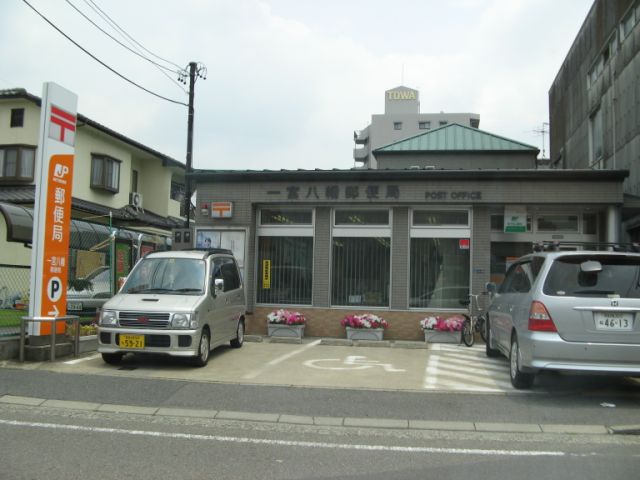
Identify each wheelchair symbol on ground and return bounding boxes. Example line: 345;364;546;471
303;355;406;372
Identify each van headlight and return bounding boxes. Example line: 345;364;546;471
172;313;195;329
100;310;118;326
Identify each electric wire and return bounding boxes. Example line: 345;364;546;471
64;0;188;94
83;0;184;72
21;0;188;107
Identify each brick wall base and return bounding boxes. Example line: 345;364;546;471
245;307;465;341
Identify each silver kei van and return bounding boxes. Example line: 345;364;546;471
97;249;246;367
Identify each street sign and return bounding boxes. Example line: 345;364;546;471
29;83;77;336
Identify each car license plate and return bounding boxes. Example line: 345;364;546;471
67;302;83;311
594;312;634;331
119;334;145;349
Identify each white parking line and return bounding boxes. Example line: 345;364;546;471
63;354;100;365
243;339;321;379
423;344;514;392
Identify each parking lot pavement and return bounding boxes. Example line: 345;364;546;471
3;337;516;393
3;337;639;395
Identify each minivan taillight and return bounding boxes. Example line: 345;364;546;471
528;301;557;332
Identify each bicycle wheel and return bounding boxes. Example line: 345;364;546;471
462;316;474;347
478;315;488;343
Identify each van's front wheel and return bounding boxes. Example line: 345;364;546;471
101;352;123;365
192;330;210;367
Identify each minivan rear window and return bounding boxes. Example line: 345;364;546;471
543;255;640;298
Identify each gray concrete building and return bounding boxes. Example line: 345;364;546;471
549;0;640;239
353;86;480;168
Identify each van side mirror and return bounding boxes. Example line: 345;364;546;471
214;278;224;294
485;282;497;297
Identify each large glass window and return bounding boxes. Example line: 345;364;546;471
332;237;390;307
257;237;313;305
410;238;470;309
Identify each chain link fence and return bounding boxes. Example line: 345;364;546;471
0;264;30;337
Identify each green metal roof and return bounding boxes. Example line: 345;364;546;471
375;123;539;153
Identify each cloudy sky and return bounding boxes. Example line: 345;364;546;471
1;0;593;170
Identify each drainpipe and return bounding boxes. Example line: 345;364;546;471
606;205;621;244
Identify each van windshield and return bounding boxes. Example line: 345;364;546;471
121;258;206;295
543;255;640;298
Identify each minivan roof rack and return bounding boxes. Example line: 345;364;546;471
181;248;234;256
532;241;640;253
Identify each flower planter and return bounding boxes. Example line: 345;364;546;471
424;330;461;344
267;324;305;338
345;327;384;341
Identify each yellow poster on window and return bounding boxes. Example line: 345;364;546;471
262;260;271;289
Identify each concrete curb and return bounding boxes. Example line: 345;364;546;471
1;394;635;435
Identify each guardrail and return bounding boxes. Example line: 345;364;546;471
19;316;80;362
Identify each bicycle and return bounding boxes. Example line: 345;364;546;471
461;292;488;347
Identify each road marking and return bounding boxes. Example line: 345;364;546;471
304;355;406;372
0;418;567;457
243;339;321;379
64;354;100;365
424;344;514;392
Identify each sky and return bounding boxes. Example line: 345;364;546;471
1;0;594;170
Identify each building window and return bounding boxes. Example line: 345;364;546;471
414;210;468;226
583;213;597;235
0;146;35;181
419;121;431;130
332;208;390;307
10;108;24;128
91;154;121;192
257;208;314;305
393;122;402;130
131;169;138;193
439;121;448;126
409;208;471;309
620;6;637;39
590;107;603;167
257;236;313;305
335;209;389;226
260;208;313;225
409;238;470;309
537;215;579;232
332;237;390;307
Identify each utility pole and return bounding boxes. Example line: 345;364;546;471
181;61;207;228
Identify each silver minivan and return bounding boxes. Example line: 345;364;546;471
97;249;246;367
486;249;640;388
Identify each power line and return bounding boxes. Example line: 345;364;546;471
64;0;188;94
21;0;188;107
83;0;183;72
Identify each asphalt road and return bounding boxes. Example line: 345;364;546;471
0;346;639;427
1;402;639;480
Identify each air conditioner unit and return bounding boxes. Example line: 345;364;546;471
129;192;143;210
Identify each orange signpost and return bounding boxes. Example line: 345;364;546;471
39;154;74;335
29;83;77;337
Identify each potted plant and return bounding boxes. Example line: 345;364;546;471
341;313;389;341
267;309;306;338
420;315;465;344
